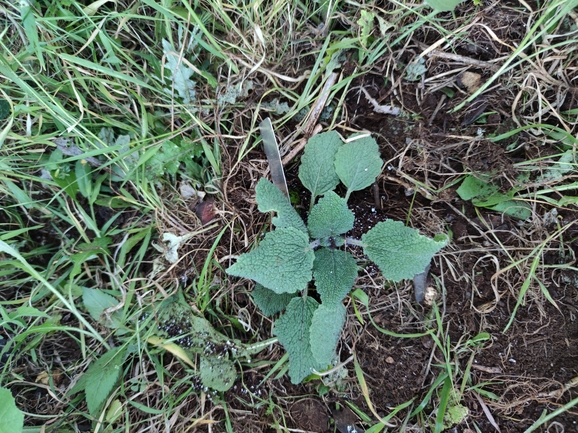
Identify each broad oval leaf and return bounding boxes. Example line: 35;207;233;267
310;303;346;366
251;284;295;317
256;178;307;233
82;287;122;328
313;248;358;305
456;176;531;219
456;175;498;201
425;0;465;12
200;356;236;391
334;136;382;199
226;227;314;294
307;191;354;239
0;387;23;433
362;220;447;282
298;131;342;200
274;296;323;384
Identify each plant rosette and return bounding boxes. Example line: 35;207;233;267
227;131;448;384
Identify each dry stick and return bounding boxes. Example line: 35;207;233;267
261;117;289;196
427;93;447;126
359;87;400;115
311;355;354;377
416;41;500;71
280;72;338;166
470;254;502;314
470;364;502;374
537;375;578;399
383;173;436;201
473;391;501;433
303;72;339;135
570;8;578;26
281;124;322;166
229;53;311;84
422;16;479;54
370;65;407;105
450;4;572;113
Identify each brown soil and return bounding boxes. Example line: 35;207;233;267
217;3;578;431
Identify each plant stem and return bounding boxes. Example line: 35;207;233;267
242;337;278;356
344;237;364;247
309;239;320;249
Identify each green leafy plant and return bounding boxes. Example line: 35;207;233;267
70;288;273;415
69;346;128;417
226;131;448;384
456;174;532;220
0;99;9;120
140;291;273;392
425;0;465;12
0;387;24;433
96;127;214;184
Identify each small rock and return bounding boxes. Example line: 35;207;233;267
458;71;482;93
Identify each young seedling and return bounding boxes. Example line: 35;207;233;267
227;131;448;384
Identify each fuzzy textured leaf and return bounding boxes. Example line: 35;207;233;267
227;227;314;294
298;131;342;200
251;284;294;316
334;136;382;198
274;297;323;384
310;303;346;366
145;141;182;181
362;220;447;282
313;248;358;305
199;356;236;391
144;290;264;388
80;347;127;417
256;178;307;233
307;191;354;239
0;387;23;433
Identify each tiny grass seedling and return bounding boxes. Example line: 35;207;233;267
227;131;448;384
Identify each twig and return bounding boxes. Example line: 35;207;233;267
360;87;401;115
281;124;322;166
417;41;500;71
279;73;338;165
303;72;339;135
473;391;501;432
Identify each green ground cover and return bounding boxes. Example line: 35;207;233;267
1;0;577;432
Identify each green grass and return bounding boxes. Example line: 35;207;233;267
1;0;577;431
